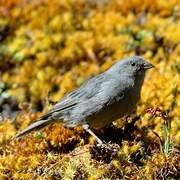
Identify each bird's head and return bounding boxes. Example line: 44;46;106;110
122;56;154;75
108;56;154;77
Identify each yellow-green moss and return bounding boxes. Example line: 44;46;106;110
0;0;179;179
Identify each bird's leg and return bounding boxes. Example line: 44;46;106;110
82;124;103;144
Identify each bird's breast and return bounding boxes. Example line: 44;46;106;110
87;84;141;130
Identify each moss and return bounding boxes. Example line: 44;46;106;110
0;0;179;179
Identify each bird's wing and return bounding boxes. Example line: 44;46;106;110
38;73;106;120
72;75;126;122
14;74;106;139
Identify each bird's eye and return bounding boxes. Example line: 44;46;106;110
131;62;136;66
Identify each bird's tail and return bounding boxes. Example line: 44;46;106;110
14;118;53;139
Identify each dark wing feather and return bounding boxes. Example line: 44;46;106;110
48;73;106;115
33;75;104;121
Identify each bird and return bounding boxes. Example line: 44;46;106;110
15;56;154;143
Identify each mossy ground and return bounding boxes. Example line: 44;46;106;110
0;0;180;179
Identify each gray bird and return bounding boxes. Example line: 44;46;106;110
15;56;154;143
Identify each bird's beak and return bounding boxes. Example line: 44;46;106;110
143;62;154;69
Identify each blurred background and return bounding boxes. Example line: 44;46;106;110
0;0;179;179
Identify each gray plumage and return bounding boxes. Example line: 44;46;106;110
15;56;154;143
